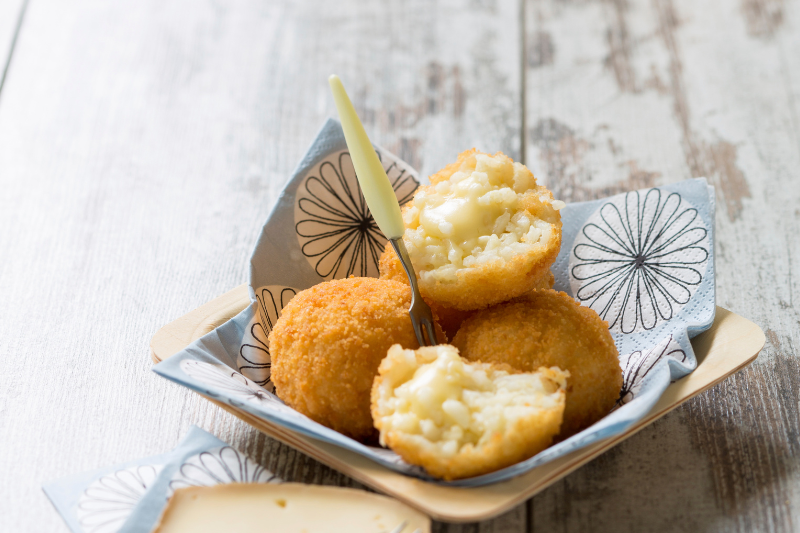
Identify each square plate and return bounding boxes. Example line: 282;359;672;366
151;284;763;523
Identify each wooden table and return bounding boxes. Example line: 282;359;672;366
0;0;795;531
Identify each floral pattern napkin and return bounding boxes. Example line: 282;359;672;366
43;426;281;533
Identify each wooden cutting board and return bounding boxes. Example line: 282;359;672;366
150;284;764;522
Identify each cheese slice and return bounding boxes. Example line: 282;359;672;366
152;483;430;533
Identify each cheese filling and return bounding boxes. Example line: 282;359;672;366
403;154;561;284
374;345;568;457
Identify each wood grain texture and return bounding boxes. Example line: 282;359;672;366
525;0;800;531
0;0;524;531
0;0;792;530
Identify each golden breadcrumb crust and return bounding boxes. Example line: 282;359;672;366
381;149;562;311
452;290;622;438
269;277;442;442
380;403;564;481
380;246;554;340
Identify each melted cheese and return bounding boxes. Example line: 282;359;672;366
375;345;567;456
404;154;557;283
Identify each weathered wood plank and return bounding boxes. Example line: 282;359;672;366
8;0;795;529
0;0;524;531
525;0;800;531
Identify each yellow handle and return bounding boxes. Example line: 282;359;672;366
328;75;406;240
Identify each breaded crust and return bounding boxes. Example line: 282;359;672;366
269;277;442;442
383;149;562;311
452;290;622;438
381;400;564;481
380;244;554;339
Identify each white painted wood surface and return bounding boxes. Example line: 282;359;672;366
525;1;800;531
0;0;795;531
0;0;524;531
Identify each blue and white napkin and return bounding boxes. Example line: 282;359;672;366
43;426;280;533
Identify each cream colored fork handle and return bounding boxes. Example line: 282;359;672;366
328;75;405;239
329;74;437;346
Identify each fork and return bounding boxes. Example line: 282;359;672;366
389;237;438;346
329;74;438;347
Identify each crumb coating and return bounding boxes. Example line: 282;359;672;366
270;277;441;442
453;290;622;438
380;243;555;339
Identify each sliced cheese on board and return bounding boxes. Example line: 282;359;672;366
152;482;431;533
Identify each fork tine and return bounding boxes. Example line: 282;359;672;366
390;237;438;347
410;317;426;347
423;319;438;346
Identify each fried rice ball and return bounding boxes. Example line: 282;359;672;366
380;246;555;339
269;277;443;442
371;344;568;480
379;149;563;311
452;290;621;438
